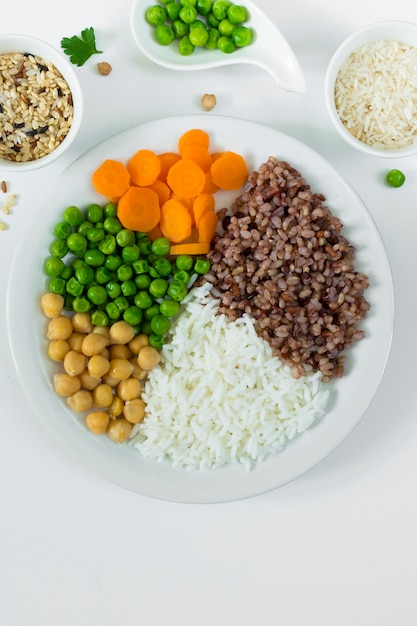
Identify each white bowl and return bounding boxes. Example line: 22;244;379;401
0;34;83;172
130;0;306;92
324;21;417;158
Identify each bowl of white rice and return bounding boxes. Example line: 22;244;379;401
324;21;417;157
0;34;83;171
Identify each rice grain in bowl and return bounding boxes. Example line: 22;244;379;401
324;21;417;157
0;34;83;171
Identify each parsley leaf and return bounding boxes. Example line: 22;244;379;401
60;27;102;67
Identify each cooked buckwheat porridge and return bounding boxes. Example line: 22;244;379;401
0;52;73;162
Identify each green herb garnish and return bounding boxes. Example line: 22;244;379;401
60;27;102;67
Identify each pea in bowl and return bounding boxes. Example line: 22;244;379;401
0;34;83;172
324;21;417;157
130;0;306;92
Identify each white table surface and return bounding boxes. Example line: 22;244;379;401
2;1;417;624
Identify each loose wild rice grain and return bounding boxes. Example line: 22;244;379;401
0;52;73;162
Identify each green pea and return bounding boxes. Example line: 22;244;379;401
196;0;213;15
122;244;140;263
232;25;252;47
60;265;73;281
217;35;236;53
132;258;149;274
205;27;220;49
103;202;118;218
44;256;64;278
104;254;122;272
63;294;74;311
75;264;95;285
66;276;84;297
159;298;180;317
212;0;231;20
86;203;104;223
134;290;154;310
98;234;117;255
150;314;171;336
117;264;134;281
87;284;107;306
53;221;72;239
386;169;406;188
105;301;121;320
123;306;143;326
49;239;69;258
218;18;234;36
134;273;152;290
63;206;83;227
95;267;112;284
106;281;122;300
149;334;165;349
72;296;91;313
121;280;137;297
77;221;94;237
173;20;189;38
153;257;173;277
116;229;135;247
175;254;194;271
91;310;109;327
180;0;197;6
166;1;181;20
156;24;175;45
114;296;129;313
179;35;195;55
138;237;153;255
179;5;198;23
174;269;190;283
151;237;171;257
48;277;66;295
167;279;188;301
190;19;206;29
189;26;209;46
104;216;123;235
149;278;168;298
144;304;160;320
206;13;219;27
146;5;168;25
227;4;247;24
67;232;88;254
194;257;211;274
87;227;105;243
84;248;105;267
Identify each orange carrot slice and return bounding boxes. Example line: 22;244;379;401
147;223;164;241
202;171;220;194
170;242;210;255
210;151;248;190
91;159;131;200
178;128;210;154
117;186;160;232
166;159;206;198
197;210;218;243
193;193;215;226
180;144;213;172
159;198;192;243
148;179;171;205
158;152;181;184
127;149;161;187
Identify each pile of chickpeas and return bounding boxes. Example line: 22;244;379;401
41;291;162;443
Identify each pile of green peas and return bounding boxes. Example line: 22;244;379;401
43;202;211;349
145;0;253;56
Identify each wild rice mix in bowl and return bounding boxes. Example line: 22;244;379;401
0;52;73;162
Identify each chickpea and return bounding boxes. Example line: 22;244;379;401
68;332;86;352
63;350;87;377
100;347;110;360
202;93;217;111
41;292;64;318
109;344;132;360
86;410;109;435
117;377;141;402
129;358;148;380
72;312;92;334
102;373;119;388
107;418;132;443
88;354;110;379
53;373;81;397
108;358;134;381
47;315;73;341
109;320;135;345
123;398;146;424
48;339;70;362
81;332;109;357
79;369;101;391
108;396;124;419
67;389;93;412
128;333;149;354
93;325;110;339
93;383;114;408
137;345;161;371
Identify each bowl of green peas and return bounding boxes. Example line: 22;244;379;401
130;0;306;92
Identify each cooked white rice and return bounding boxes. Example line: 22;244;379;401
334;40;417;149
130;283;329;470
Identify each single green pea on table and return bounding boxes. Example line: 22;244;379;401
43;202;211;349
385;169;406;188
145;0;253;56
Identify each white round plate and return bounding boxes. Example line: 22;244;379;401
7;115;394;503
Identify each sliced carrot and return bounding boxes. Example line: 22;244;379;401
158;152;181;184
148;179;171;205
210;151;248;190
166;159;206;198
211;151;224;161
170;242;211;255
171;194;195;225
197;210;218;243
91;159;131;200
202;171;220;194
147;223;163;241
180;144;213;172
117;186;160;232
178;128;210;154
193;192;215;226
127;149;161;187
159;198;192;243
